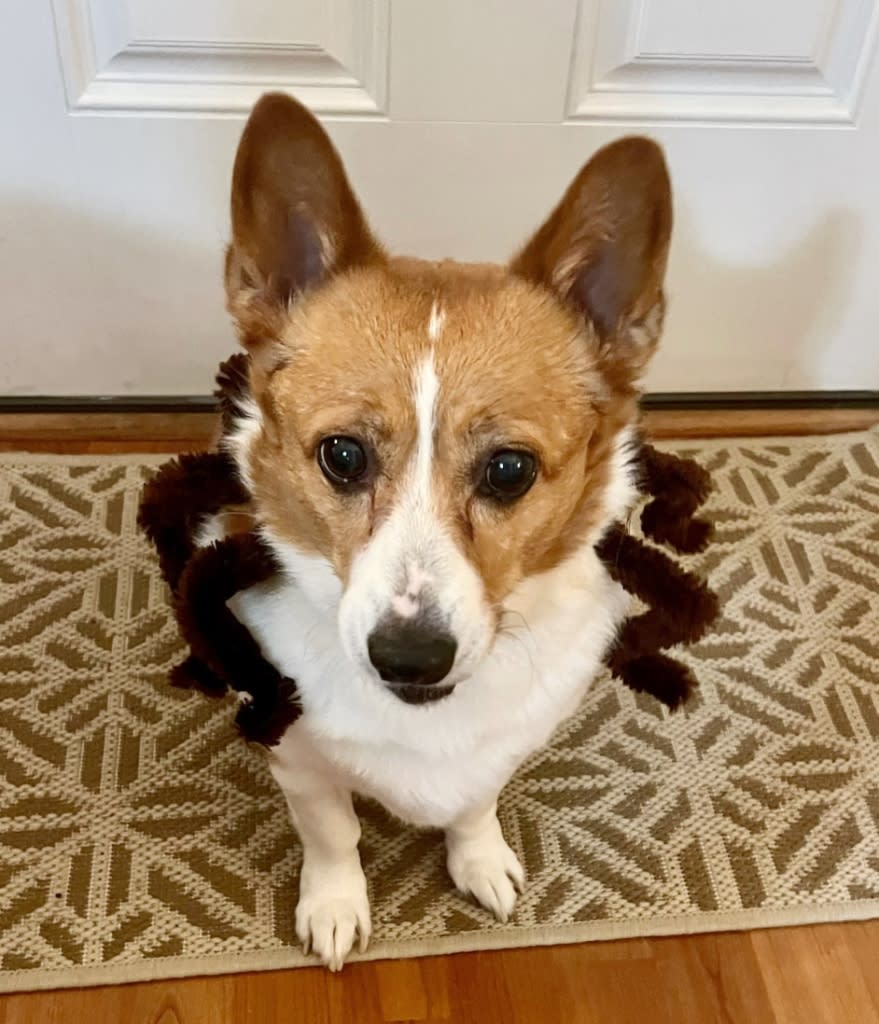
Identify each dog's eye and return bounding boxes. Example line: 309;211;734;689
481;450;537;502
318;436;369;485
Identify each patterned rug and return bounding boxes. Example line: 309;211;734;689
1;430;879;993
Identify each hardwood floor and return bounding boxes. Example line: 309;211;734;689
1;409;878;1023
2;924;878;1023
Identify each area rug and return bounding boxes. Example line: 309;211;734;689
1;430;878;993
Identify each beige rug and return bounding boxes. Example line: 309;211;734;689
1;430;879;993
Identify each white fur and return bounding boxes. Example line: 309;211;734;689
193;513;227;549
268;541;343;615
428;300;445;341
233;520;629;825
412;353;438;491
221;392;262;494
270;742;370;970
446;800;525;923
604;425;640;528
296;856;370;971
390;359;438;619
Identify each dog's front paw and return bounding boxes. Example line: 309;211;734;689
296;859;371;971
446;829;525;924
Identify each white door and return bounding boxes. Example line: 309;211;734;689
2;1;878;396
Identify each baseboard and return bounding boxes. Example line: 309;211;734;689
642;391;879;410
0;396;218;414
0;391;877;414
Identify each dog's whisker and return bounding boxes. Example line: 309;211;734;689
496;609;538;683
499;608;533;639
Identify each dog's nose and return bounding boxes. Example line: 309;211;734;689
367;621;457;687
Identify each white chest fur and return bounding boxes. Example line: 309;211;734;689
231;542;629;829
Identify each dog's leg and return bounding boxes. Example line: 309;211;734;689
445;801;525;923
269;753;369;971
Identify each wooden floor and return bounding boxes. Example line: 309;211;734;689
2;923;879;1024
1;407;878;1024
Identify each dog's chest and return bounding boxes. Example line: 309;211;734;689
232;550;628;828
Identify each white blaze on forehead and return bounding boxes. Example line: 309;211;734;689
428;300;445;342
389;353;440;618
412;352;439;495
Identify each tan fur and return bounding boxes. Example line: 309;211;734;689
225;93;672;615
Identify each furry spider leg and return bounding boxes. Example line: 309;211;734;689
635;441;714;554
175;532;301;745
596;523;719;710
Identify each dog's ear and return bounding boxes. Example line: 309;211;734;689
511;137;672;387
225;92;383;357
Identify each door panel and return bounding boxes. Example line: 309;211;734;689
569;0;877;124
51;0;389;114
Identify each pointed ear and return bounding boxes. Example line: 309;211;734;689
510;137;672;383
225;92;384;355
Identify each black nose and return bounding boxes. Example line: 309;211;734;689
367;621;457;688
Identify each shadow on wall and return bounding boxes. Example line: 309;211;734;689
651;206;862;392
0;196;235;397
0;194;864;396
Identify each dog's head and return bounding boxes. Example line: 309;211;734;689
224;93;672;705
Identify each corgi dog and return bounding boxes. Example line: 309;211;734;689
221;93;672;970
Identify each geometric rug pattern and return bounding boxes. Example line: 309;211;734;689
1;431;878;992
